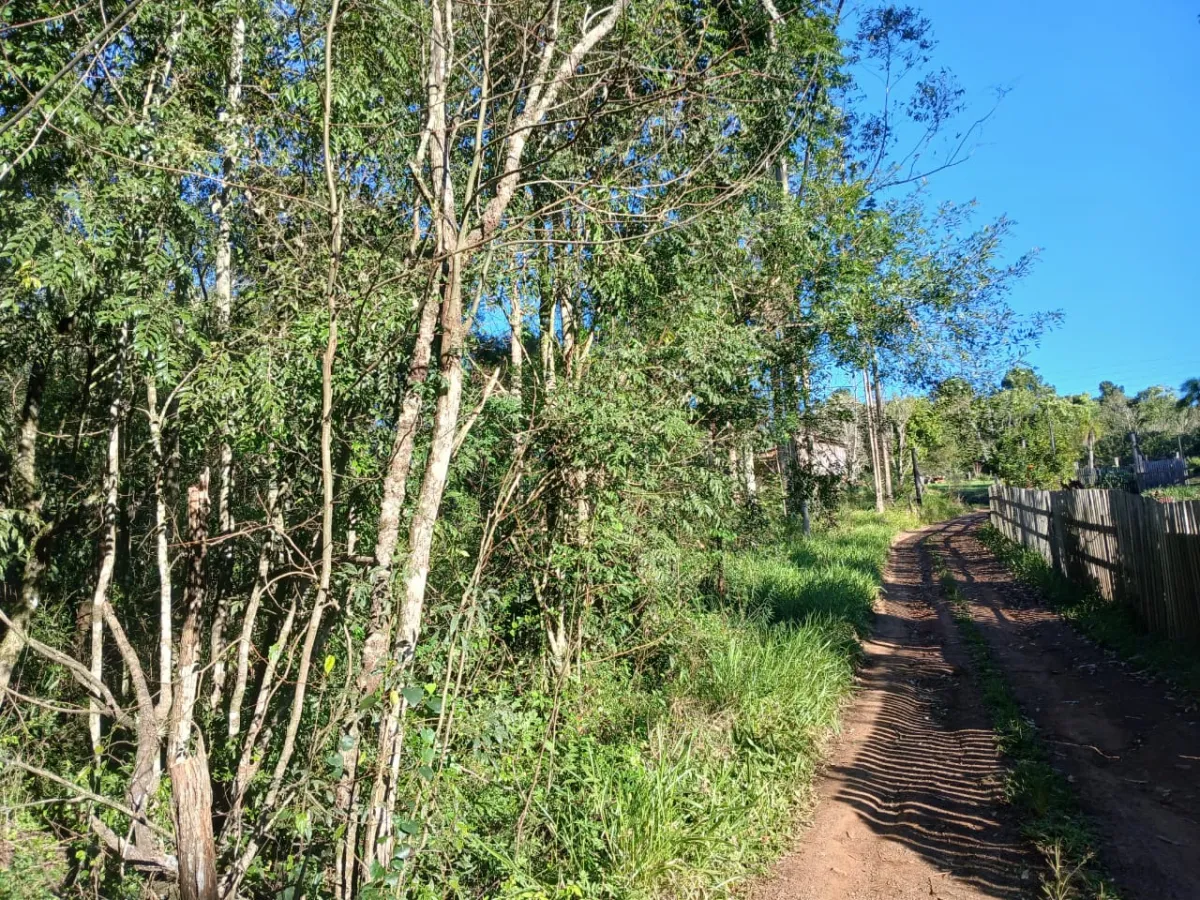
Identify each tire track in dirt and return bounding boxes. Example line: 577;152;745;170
753;525;1036;900
934;514;1200;900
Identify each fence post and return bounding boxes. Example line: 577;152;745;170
988;486;1199;641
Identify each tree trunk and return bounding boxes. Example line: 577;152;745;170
0;526;52;695
212;15;244;331
872;363;893;500
740;440;757;505
798;359;813;534
368;267;466;868
845;411;860;482
509;266;523;401
223;10;343;888
169;471;218;900
227;476;281;736
0;355;48;693
335;286;443;877
911;446;924;507
146;376;174;723
92;572;167;861
538;258;557;395
12;356;45;512
209;14;247;714
264;0;343;816
774;440;789;518
861;368;884;513
367;287;440;647
90;328;128;754
777;437;794;517
171;747;218;900
230;595;297;814
355;0;633;873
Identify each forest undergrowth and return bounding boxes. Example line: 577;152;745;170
2;502;947;900
468;504;945;899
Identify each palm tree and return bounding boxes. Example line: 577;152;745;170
1071;398;1103;482
1084;416;1100;476
1179;377;1200;410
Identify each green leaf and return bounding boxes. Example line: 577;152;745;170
401;685;424;706
325;752;344;778
396;818;420;835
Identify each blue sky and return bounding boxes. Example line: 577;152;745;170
857;0;1199;398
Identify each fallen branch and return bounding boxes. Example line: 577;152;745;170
0;608;134;729
90;815;178;874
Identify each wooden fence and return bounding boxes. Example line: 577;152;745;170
1079;457;1188;490
1136;457;1189;490
989;485;1200;640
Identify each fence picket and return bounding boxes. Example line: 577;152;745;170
988;485;1200;641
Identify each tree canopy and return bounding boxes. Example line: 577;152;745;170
0;2;1059;896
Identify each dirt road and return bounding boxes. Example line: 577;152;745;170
754;516;1200;900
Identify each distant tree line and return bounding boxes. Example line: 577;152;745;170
882;369;1200;490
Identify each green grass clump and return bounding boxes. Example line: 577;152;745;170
684;612;856;754
724;511;900;633
932;556;1119;900
925;478;993;509
977;524;1200;698
919;487;972;521
456;508;913;900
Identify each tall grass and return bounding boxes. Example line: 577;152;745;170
459;506;924;900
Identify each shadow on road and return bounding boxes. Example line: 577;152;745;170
827;531;1030;897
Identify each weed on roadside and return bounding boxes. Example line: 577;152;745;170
931;554;1121;900
472;508;915;899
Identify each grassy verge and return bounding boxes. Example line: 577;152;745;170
1143;485;1200;502
976;524;1200;699
931;552;1119;900
928;478;993;508
456;507;927;900
2;501;958;900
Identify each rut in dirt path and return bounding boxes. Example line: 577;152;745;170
753;526;1035;900
934;515;1200;900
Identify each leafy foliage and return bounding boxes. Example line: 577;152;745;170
0;0;1046;896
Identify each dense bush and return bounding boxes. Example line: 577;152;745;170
397;508;917;899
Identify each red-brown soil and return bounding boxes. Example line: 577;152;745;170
933;515;1200;900
753;516;1200;900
